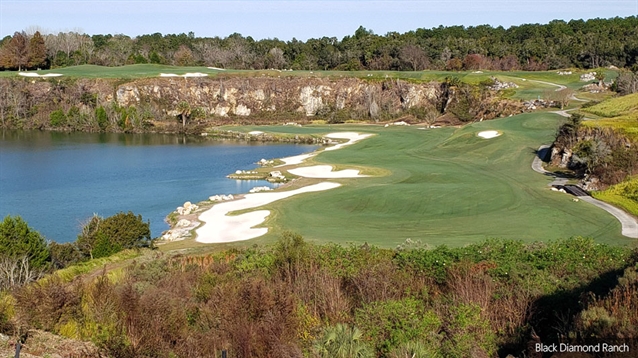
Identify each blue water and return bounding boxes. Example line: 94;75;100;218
0;131;317;243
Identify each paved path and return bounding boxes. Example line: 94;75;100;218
527;79;566;91
515;77;588;104
532;145;638;239
577;196;638;238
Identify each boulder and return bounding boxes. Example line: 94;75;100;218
559;149;572;168
177;219;191;227
235;104;251;116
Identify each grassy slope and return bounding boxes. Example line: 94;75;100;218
219;114;627;248
592;177;638;217
582;92;638;117
581;92;638;141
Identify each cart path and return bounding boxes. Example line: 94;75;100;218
532;145;638;238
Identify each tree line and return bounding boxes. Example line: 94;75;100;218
1;16;637;71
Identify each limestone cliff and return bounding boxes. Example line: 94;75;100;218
114;76;440;119
0;75;525;131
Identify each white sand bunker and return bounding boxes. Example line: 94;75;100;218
18;72;63;77
160;72;208;78
477;130;502;139
324;132;373;151
277;132;372;167
289;165;367;178
207;67;226;71
277;153;315;167
248;131;264;135
196;182;341;243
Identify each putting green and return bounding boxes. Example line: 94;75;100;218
225;114;628;248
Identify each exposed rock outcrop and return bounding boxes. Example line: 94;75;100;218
113;77;441;119
0;75;532;131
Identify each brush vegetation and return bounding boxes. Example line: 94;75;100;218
1;234;637;357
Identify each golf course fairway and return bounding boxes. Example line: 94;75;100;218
222;112;630;248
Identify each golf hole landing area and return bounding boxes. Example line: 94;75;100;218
477;130;502;139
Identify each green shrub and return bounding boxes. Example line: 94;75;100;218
76;211;152;260
274;231;308;280
99;211;152;249
91;232;123;259
95;106;108;130
49;109;67;127
312;324;374;358
441;303;496;358
49;242;83;269
0;215;50;269
0;292;15;334
355;298;442;355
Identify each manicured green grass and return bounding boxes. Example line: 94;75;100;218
220;114;628;248
0;64;230;79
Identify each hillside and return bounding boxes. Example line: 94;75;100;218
1;236;637;358
582;92;638;141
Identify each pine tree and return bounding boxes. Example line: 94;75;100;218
28;31;47;69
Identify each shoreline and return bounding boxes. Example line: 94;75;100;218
161;131;373;243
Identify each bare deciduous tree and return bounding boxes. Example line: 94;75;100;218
0;255;42;290
265;47;287;69
399;44;429;71
545;88;574;109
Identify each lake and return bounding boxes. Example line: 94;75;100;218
0;130;318;243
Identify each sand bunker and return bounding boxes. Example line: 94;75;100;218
289;165;367;178
276;132;371;167
196;131;374;243
276;153;315;167
160;72;208;78
196;182;341;243
18;72;63;77
477;130;502;139
248;131;264;135
324;132;373;151
207;67;226;71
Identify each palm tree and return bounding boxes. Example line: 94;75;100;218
594;71;606;87
313;324;374;358
176;101;191;128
